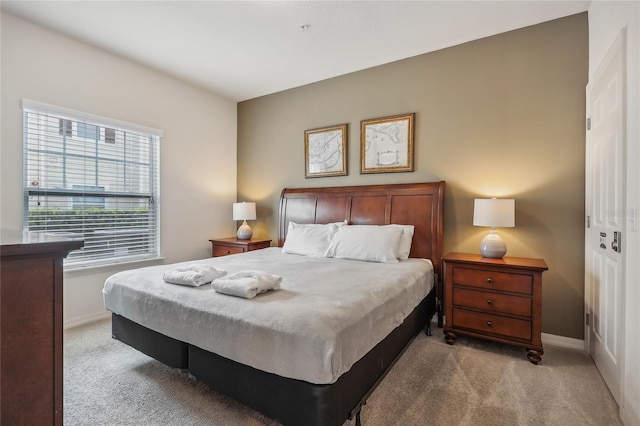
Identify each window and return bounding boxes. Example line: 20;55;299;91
23;99;162;268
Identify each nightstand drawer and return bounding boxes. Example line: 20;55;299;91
452;267;532;294
213;245;244;257
452;308;532;341
210;238;272;257
453;288;532;317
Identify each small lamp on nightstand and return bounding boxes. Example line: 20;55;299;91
473;198;515;258
233;201;256;240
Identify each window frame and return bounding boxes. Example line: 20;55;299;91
22;99;163;269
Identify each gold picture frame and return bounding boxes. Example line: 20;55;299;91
360;113;415;174
304;124;348;178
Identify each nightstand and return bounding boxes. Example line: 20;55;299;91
442;252;548;364
209;237;272;257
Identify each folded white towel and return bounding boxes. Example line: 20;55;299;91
211;277;261;299
163;264;227;287
211;270;282;299
227;270;282;292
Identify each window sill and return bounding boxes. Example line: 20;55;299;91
64;256;165;273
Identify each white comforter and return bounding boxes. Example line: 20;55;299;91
103;247;433;384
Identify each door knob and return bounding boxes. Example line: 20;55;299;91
611;231;621;253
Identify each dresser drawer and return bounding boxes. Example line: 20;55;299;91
452;267;532;295
452;308;532;341
453;287;532;317
213;245;244;257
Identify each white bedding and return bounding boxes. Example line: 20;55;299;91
103;247;433;384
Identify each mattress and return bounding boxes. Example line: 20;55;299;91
103;247;433;384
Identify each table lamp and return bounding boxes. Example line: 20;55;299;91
473;198;515;258
233;202;256;240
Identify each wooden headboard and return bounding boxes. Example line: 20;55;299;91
278;181;445;275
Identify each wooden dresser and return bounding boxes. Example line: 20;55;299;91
209;237;271;257
1;229;83;425
442;252;548;364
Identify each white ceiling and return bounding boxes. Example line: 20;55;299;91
1;1;590;102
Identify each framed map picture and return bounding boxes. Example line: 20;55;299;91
304;124;348;178
360;113;415;174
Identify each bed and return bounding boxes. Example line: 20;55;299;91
104;181;445;426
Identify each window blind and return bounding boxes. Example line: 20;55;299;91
22;100;161;268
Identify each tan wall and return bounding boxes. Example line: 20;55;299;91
238;13;588;339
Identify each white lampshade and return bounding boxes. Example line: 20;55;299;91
233;202;256;240
233;202;256;221
473;198;515;228
473;198;515;258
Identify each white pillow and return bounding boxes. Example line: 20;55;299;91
330;220;348;227
388;224;415;260
281;222;338;257
326;225;403;263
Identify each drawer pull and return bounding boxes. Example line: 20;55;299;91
487;321;493;327
487;299;493;305
486;278;493;284
226;250;231;255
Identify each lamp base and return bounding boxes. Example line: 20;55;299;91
236;221;253;240
479;230;507;258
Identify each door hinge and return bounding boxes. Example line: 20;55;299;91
587;215;591;228
587;117;591;130
586;313;590;326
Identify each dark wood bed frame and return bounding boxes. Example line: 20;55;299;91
111;181;445;426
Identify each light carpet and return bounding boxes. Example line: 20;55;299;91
63;319;621;425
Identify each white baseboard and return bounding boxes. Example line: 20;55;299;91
620;400;640;426
541;332;586;352
64;311;111;330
